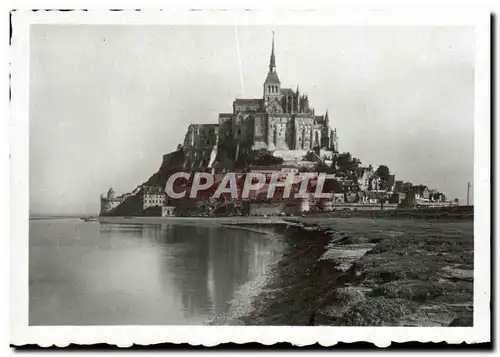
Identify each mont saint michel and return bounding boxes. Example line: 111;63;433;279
99;33;460;219
26;24;476;334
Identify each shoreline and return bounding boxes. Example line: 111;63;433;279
97;216;293;229
97;203;473;226
99;214;473;326
234;217;474;326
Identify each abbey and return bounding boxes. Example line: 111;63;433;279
183;33;339;167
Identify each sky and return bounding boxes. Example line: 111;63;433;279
29;25;475;215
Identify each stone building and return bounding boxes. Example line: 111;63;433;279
182;33;339;168
218;33;339;152
142;186;165;210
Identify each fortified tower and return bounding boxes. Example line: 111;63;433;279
100;187;122;215
107;187;115;200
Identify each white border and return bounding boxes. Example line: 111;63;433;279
10;9;491;346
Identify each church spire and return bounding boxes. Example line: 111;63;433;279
263;30;280;102
269;31;276;72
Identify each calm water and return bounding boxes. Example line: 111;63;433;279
29;219;283;325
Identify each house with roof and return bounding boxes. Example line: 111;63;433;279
413;185;430;200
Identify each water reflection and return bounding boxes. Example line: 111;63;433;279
161;225;263;318
30;219;281;325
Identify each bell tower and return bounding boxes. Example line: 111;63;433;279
263;31;281;103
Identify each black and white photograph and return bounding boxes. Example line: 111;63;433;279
9;8;490;347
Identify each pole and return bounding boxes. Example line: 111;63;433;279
467;181;471;206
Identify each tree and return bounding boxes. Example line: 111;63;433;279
375;165;391;183
335;152;362;178
336;153;352;173
351;157;362;171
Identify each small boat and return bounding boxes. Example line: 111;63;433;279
81;216;97;222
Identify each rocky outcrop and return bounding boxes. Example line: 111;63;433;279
102;149;186;216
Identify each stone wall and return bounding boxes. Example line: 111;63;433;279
183;124;218;149
268;115;294;150
249;202;285;216
321;203;399;211
294;116;315;150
